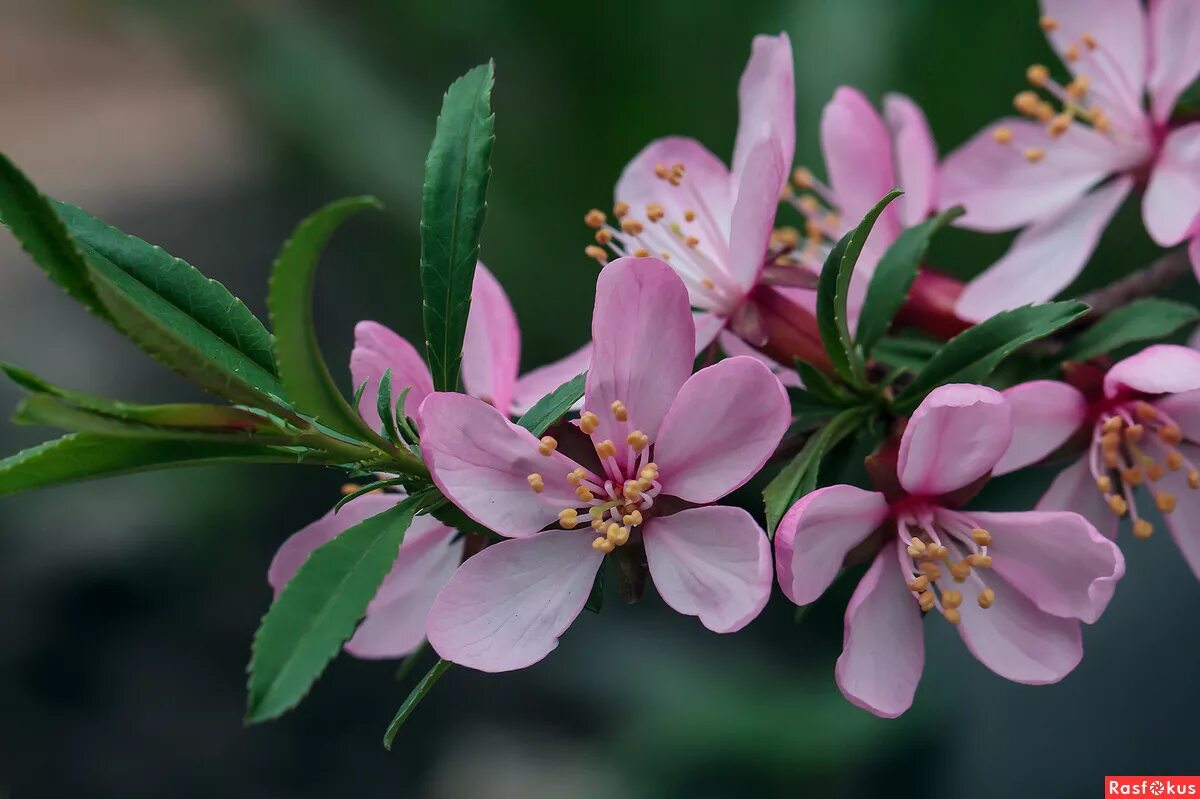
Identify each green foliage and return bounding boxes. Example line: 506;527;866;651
515;371;586;436
1060;298;1200;362
246;491;430;723
375;369;403;445
383;658;453;750
421;62;496;393
856;206;964;354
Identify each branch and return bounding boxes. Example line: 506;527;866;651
1078;248;1191;316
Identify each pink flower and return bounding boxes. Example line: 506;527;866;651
999;345;1200;579
418;257;790;672
941;0;1200;321
775;384;1123;717
352;262;588;424
268;493;463;659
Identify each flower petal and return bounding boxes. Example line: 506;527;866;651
1153;389;1200;441
350;321;434;430
732;33;794;185
953;569;1083;685
461;263;521;416
727;140;788;294
417;392;583;537
642;506;772;633
938;118;1137;231
962;509;1124;624
584;257;695;461
426;532;603;672
510;343;592;416
835;545;925;719
717;330;801;388
1143;123;1200;246
1158;443;1200;579
820;87;901;240
994;381;1089;475
1036;456;1119;539
1148;0;1200;122
954;177;1132;322
775;484;891;606
693;311;726;353
653;356;790;503
345;517;464;659
884;92;939;226
1103;344;1200;398
897;383;1012;497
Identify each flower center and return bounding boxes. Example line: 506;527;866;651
524;398;663;554
1088;401;1198;539
894;505;997;625
778;166;843;273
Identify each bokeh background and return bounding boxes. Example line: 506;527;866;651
1;1;1197;796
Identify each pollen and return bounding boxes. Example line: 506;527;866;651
1064;43;1080;62
1014;90;1041;115
633;247;650;257
919;562;943;580
613;201;630;218
592;536;615;553
1122;466;1143;486
1039;15;1058;31
1133;519;1154;539
538;436;558;456
1167;450;1185;471
977;588;996;609
1135;402;1158;421
700;277;715;289
941;589;964;610
654;163;670;180
640;463;659;481
966;553;993;569
595;229;613;245
685;236;700;249
1124;423;1144;443
566;467;587;486
606;523;630;546
949;560;972;582
1106;494;1128;517
596;439;617;459
626;430;649;452
1189;470;1200;490
906;538;927;557
943;608;962;625
527;473;545;494
585;245;608;264
1102;415;1124;434
1159;424;1183;445
791;167;813;189
1066;76;1089;98
1146;462;1166;481
907;575;930;592
646;202;665;222
579;411;600;434
1156;492;1177;513
623;510;643;527
622;480;642;501
558;508;579;529
611;400;628;422
585;209;606;228
918;590;936;611
621;218;645;236
1023;147;1046;163
772;226;801;248
576;484;594;502
970;527;992;546
993;126;1014;144
1026;63;1049;86
1096;475;1113;493
1081;32;1097;50
684;209;696;222
1048;112;1072;137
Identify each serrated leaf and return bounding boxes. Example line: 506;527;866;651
382;658;452;749
0;433;304;497
246;491;429;723
376;369;402;444
856;206;964;355
893;301;1090;414
870;333;943;371
1061;298;1200;362
516;371;586;436
816;190;902;386
421;62;496;393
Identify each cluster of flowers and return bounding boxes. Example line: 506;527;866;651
271;0;1200;718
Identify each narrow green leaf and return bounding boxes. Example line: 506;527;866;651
1061;298;1200;362
870;333;943;371
333;476;409;513
421;62;496;392
794;362;852;406
246;491;429;723
382;658;452;750
376;369;402;445
856;206;964;355
815;190;902;386
516;371;586;436
893;301;1090;413
0;434;304;497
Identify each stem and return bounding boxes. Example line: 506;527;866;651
1078;249;1191;316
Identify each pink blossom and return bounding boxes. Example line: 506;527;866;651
941;0;1200;321
418;257;789;672
999;345;1200;579
775;384;1123;717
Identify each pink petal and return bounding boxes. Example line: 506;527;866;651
1158;443;1200;579
693;311;726;353
955;177;1131;322
350;321;434;430
884;92;939;226
953;569;1083;685
417;392;583;537
1153;389;1200;440
994;381;1088;475
961;509;1124;624
938;118;1138;231
461;263;521;416
510;343;592;416
1103;344;1200;398
775;484;891;606
1144;124;1200;246
653;356;790;503
897;383;1013;497
345;517;464;659
717;330;801;388
1148;0;1200;122
732;33;795;187
835;544;925;719
426;532;603;672
1036;456;1119;539
642;506;772;633
726;140;788;294
1041;0;1148;128
584;257;695;462
820;87;901;241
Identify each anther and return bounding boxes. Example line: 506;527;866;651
1081;32;1097;50
1066;75;1089;98
610;400;628;422
943;608;962;625
918;590;936;612
1035;101;1055;121
685;236;700;249
907;538;927;558
791;167;813;189
622;480;642;501
1189;470;1200;490
977;588;996;609
585;209;606;228
596;439;617;459
606;523;629;546
621;218;645;235
928;544;950;561
595;229;613;245
1026;64;1049;86
1048;112;1072;137
1014;90;1041;115
592;536;615;553
1156;492;1177;514
653;163;670;180
700;277;715;290
1133;519;1154;540
1167;450;1184;471
942;590;964;610
970;528;992;546
1146;463;1166;481
579;411;600;434
1159;424;1183;445
646;203;665;222
772;226;800;248
633;247;650;257
1096;475;1113;493
538;436;558;456
684;209;696;222
1106;494;1128;517
585;245;608;263
919;562;943;580
967;553;993;569
527;473;544;494
567;467;586;486
1102;416;1124;433
950;560;972;582
1124;423;1144;443
576;485;594;502
1024;147;1046;163
626;430;649;452
1122;466;1144;486
623;510;643;527
640;464;659;481
1135;402;1158;421
907;575;930;592
558;509;579;529
993;126;1014;143
1039;15;1059;31
613;201;630;218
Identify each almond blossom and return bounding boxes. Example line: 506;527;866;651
417;257;789;672
941;0;1200;321
998;345;1200;579
775;384;1123;717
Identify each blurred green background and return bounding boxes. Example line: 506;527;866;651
1;1;1197;796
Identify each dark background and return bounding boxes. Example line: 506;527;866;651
1;1;1197;796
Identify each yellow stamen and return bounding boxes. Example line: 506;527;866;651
1024;147;1046;163
1146;463;1166;481
646;202;665;222
919;562;943;580
623;510;643;527
1048;112;1072;137
610;400;628;422
1156;492;1177;513
576;485;594;502
527;473;544;494
1121;466;1143;486
943;608;962;625
1189;469;1200;490
1102;416;1124;433
967;553;993;569
684;209;696;222
584;245;607;264
633;247;650;258
622;480;642;501
941;590;964;610
613;201;630;218
1014;90;1042;116
596;439;617;459
1135;402;1158;421
653;163;670;180
640;464;659;481
1066;75;1089;98
606;523;629;546
579;411;600;435
977;588;996;609
1026;63;1050;86
626;430;649;452
1133;519;1154;540
1081;32;1097;50
1039;15;1059;31
791;167;813;189
592;536;615;553
918;591;936;611
970;528;992;546
558;509;579;529
1064;43;1080;62
685;236;700;249
584;209;606;228
566;467;586;486
1159;424;1183;445
1167;450;1185;471
907;538;927;557
950;560;972;582
1106;494;1128;517
1096;475;1113;493
595;229;613;245
538;436;558;456
1124;423;1144;443
993;126;1014;144
907;575;930;592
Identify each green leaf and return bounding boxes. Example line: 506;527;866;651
0;434;304;497
815;190;902;386
382;658;452;750
333;476;409;513
421;62;496;393
763;408;871;537
870;333;943;372
893;301;1090;414
0;155;110;320
246;491;429;723
1061;298;1200;362
794;362;852;406
856;206;964;355
516;371;586;436
375;369;402;445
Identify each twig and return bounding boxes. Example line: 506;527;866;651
1078;249;1191;316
